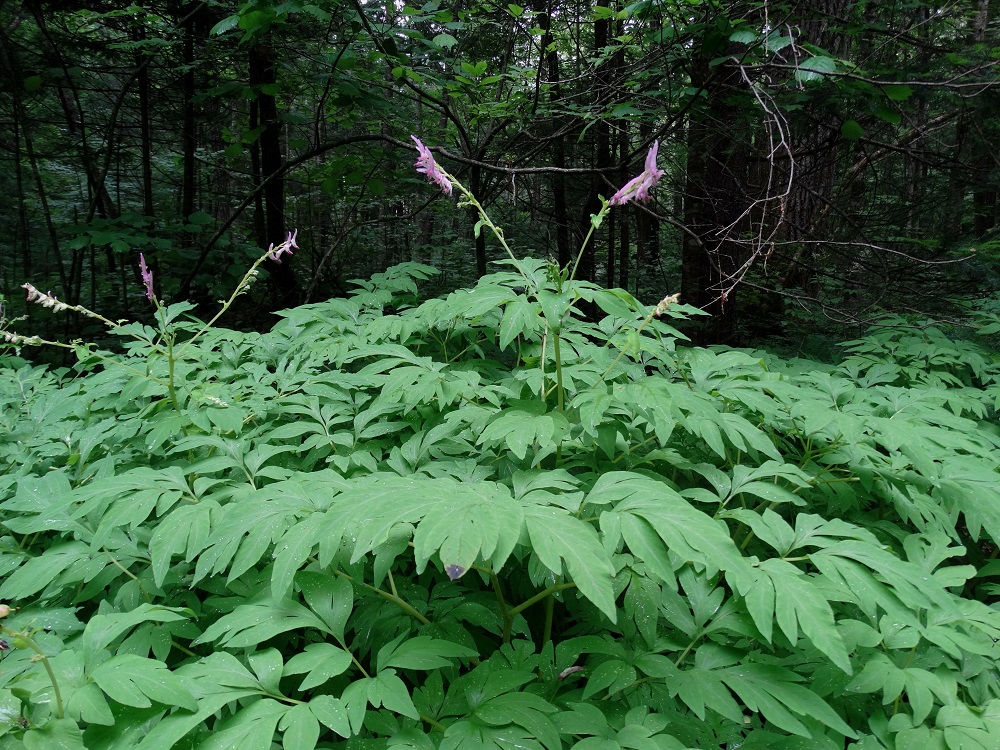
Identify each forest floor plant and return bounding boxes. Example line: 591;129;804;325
1;142;1000;749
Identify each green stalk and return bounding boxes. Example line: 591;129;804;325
166;334;181;411
508;582;577;619
334;570;430;625
569;203;609;283
3;628;63;719
552;332;565;414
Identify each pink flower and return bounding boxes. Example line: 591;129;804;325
609;140;665;206
139;253;154;302
267;229;297;263
411;136;453;196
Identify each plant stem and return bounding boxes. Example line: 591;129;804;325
335;570;430;625
508;582;577;619
421;713;448;732
441;169;530;285
3;628;63;720
569;204;608;283
166;334;180;411
552;332;565;413
480;567;514;644
543;591;555;645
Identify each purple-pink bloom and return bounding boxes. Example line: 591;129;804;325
411;135;453;196
267;229;297;263
609;140;665;206
139;253;154;302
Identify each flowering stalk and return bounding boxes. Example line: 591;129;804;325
411;137;453;196
409;136;528;284
174;230;298;360
12;232;298;414
21;284;126;332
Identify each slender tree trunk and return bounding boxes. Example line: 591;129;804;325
181;4;197;223
12;112;31;279
0;28;67;295
535;0;570;268
779;0;853;290
681;55;747;344
249;41;299;305
618;127;630;291
137;27;155;219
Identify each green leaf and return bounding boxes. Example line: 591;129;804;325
729;28;758;44
83;604;192;655
719;664;856;738
751;559;852;673
148;501;215;587
537;290;574;332
883;84;913;101
378;636;477;671
210;15;239;35
524;505;617;620
597;472;755;595
476;692;561;750
91;654;197;711
297;570;353;641
413;481;524;576
284;643;354;691
23;718;87;750
0;542;90;599
371;671;421;719
197;698;288;750
308;695;351;738
0;689;21;735
840;119;864;141
279;703;320;750
433;33;458;48
794;55;838;83
192;596;330;648
499;296;542;349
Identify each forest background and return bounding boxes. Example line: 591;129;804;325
2;0;999;347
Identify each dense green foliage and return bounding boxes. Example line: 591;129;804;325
3;1;1000;746
3;224;1000;747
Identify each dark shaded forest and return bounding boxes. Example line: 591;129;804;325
2;0;998;351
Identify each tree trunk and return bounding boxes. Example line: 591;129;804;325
681;55;747;345
534;0;570;268
249;41;300;306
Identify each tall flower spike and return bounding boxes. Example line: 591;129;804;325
411;135;453;196
139;253;154;302
609;140;665;206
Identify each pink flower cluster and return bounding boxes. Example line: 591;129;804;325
609;141;665;206
139;253;154;302
411;136;453;196
268;229;298;263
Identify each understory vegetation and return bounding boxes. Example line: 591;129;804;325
3;243;1000;749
